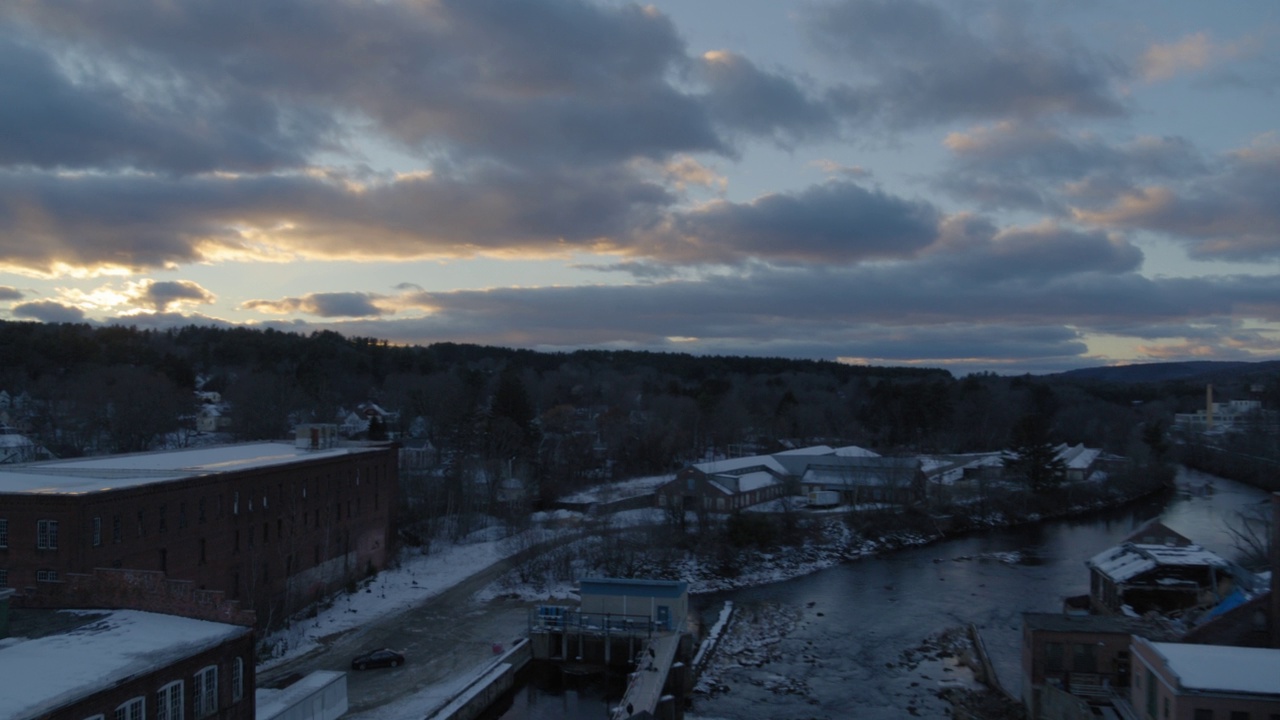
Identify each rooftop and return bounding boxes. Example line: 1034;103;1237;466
1087;542;1228;583
0;441;383;495
1145;640;1280;696
0;609;250;719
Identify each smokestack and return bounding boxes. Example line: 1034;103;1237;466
1206;384;1214;430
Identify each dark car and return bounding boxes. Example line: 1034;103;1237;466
351;648;405;670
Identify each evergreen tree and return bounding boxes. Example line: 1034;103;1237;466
1004;414;1065;493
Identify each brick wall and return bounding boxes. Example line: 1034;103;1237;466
1;444;397;631
15;567;256;626
49;627;256;720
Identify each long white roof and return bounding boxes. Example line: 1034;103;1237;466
0;442;381;495
1146;640;1280;696
0;610;249;719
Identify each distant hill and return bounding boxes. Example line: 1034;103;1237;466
1053;360;1280;384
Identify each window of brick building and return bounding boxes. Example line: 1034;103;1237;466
0;517;7;548
1193;711;1214;720
1229;712;1250;720
232;657;244;701
92;516;102;547
156;680;183;720
114;696;144;720
36;569;59;582
137;510;145;538
193;665;218;717
179;502;187;529
199;497;207;523
37;519;58;549
199;538;207;565
0;568;8;587
112;514;121;544
158;504;167;533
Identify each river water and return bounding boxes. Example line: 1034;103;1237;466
494;468;1272;720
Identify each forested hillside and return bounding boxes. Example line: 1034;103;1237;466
1;320;1276;503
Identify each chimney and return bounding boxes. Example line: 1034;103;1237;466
1206;384;1214;430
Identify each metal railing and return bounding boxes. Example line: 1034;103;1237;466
529;607;665;636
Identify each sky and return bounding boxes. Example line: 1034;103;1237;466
1;0;1278;375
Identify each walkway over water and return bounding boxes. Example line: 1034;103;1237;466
612;632;681;719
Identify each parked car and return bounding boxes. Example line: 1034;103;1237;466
351;648;405;670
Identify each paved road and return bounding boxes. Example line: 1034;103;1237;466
256;532;589;716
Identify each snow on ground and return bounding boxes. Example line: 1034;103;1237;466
559;474;673;504
258;523;549;669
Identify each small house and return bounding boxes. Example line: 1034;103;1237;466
1086;539;1231;616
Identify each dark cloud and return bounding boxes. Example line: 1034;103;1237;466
1073;142;1280;260
936;124;1207;212
926;216;1143;283
4;0;734;170
310;267;1280;372
805;0;1125;127
138;280;215;312
243;292;390;318
646;181;940;265
0;28;329;174
0;166;672;274
12;300;84;322
697;51;837;145
0;285;22;300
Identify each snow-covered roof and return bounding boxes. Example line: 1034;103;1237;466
1145;640;1280;696
693;455;787;476
730;470;780;493
1056;443;1101;470
833;445;879;457
1088;542;1228;583
256;671;346;720
0;442;383;495
0;610;250;719
774;445;835;456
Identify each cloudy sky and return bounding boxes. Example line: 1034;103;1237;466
1;0;1277;374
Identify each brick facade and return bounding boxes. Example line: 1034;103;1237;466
0;443;397;631
19;619;255;720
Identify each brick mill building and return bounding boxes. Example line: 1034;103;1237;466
0;436;397;630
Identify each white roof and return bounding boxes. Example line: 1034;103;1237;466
693;455;787;475
833;445;880;457
1147;641;1280;696
0;610;249;719
1088;543;1228;583
0;442;380;494
733;470;780;493
1057;443;1101;470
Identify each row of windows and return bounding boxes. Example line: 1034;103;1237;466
1;462;387;553
94;659;243;720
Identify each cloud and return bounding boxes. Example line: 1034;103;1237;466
12;299;85;322
937;122;1207;212
300;266;1280;373
243;292;392;318
133;280;216;312
698;51;837;145
1138;32;1259;83
805;0;1125;127
1071;135;1280;260
0;28;329;174
0;285;22;300
639;180;940;265
3;0;735;171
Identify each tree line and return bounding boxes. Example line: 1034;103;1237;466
1;320;1276;510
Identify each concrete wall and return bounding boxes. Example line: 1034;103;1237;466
427;640;532;720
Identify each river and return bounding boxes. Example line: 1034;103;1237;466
492;468;1273;719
